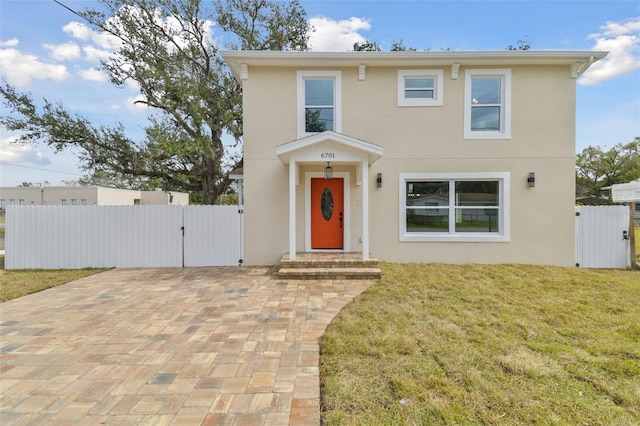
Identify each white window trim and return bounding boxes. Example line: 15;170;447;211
464;69;511;140
397;69;444;107
297;70;342;139
399;172;510;242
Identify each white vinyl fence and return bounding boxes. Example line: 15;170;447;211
575;205;630;269
4;205;242;269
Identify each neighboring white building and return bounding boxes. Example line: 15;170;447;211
0;186;189;208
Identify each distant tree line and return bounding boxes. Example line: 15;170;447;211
576;138;640;197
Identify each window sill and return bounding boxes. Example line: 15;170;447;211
464;131;511;140
397;101;443;107
400;234;510;243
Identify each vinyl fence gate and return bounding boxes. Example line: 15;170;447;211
4;205;243;269
575;205;630;269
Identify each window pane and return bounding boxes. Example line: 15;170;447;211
471;106;500;131
455;208;500;233
471;77;501;104
455;181;499;206
405;78;434;89
305;79;333;106
305;107;334;132
406;181;449;206
405;89;434;99
407;208;449;232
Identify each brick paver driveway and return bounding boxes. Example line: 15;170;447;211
0;267;373;425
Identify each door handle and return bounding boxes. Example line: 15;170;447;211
339;212;343;229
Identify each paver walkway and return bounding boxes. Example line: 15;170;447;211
0;267;373;425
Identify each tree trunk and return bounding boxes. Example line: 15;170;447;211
202;156;219;205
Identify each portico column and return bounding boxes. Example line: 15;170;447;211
361;161;369;260
289;161;296;261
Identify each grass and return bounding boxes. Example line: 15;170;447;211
320;263;640;425
0;255;107;302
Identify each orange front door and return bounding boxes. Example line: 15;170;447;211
311;177;344;249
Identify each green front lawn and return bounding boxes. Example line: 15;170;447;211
320;263;639;425
0;255;106;302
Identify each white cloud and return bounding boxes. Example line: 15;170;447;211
62;21;121;60
580;17;640;85
0;38;19;48
0;135;51;166
598;18;640;37
124;94;150;111
308;16;371;51
79;68;108;83
44;42;81;61
82;45;112;62
62;22;120;50
0;47;70;87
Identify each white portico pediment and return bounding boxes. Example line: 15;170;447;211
276;131;383;165
277;131;382;261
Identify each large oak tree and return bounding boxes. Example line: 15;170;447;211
1;0;310;204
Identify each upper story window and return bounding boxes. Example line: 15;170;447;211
399;172;510;242
464;69;511;139
297;71;341;138
397;69;444;107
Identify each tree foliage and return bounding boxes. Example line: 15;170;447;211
506;37;531;51
353;39;417;52
1;0;310;204
576;138;640;197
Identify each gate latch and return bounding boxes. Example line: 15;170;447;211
623;230;629;240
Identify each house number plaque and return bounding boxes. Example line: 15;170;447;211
320;152;335;159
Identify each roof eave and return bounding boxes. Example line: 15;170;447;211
221;50;608;82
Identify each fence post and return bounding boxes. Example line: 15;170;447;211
630;202;637;270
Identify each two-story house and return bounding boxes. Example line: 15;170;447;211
221;50;606;267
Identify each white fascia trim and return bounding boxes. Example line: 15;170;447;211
399;172;511;242
221;50;608;82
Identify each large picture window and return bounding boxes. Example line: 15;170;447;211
464;69;511;139
399;173;510;242
297;71;341;138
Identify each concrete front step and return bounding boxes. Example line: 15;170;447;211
278;267;381;280
280;259;379;269
278;253;381;280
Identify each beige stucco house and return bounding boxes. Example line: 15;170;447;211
0;186;189;207
221;50;606;266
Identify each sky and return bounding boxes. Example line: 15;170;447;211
0;0;639;187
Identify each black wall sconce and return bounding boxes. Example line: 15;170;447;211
376;173;382;188
527;172;535;188
325;162;333;180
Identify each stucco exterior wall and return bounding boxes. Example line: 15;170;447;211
241;63;577;266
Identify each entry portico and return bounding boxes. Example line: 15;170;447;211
276;131;383;261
